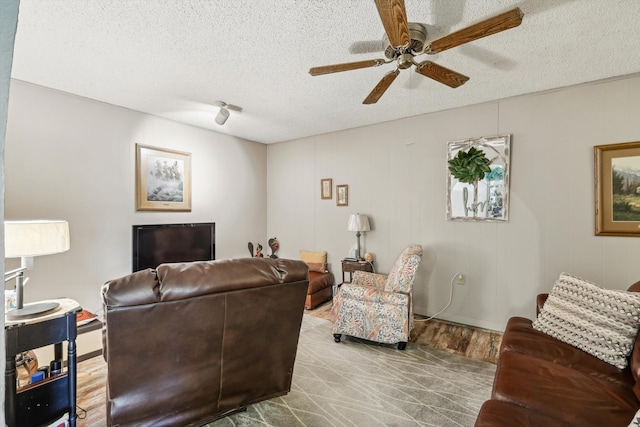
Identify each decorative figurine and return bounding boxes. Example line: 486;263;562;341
248;242;254;257
268;237;279;259
364;252;374;263
255;243;264;257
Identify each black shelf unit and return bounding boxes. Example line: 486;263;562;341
5;302;81;427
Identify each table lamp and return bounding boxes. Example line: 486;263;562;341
4;220;70;319
347;213;370;260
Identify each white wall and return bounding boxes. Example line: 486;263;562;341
267;74;640;331
5;80;268;314
6;74;640;333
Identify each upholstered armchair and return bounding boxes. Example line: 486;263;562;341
330;244;423;350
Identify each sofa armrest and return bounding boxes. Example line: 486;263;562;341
536;293;549;317
352;270;388;289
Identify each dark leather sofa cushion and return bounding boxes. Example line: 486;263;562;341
307;271;334;294
492;351;638;427
157;258;309;301
102;258;310;307
475;400;574;427
631;332;640;401
500;317;634;388
101;268;159;307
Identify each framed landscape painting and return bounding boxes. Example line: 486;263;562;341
595;141;640;236
136;144;192;211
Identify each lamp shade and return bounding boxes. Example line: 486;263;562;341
4;220;70;258
347;214;370;232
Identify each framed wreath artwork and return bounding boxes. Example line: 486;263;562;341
135;144;192;211
447;135;511;222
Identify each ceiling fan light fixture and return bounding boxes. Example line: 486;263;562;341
398;53;414;69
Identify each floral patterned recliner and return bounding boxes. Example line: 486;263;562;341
330;244;423;350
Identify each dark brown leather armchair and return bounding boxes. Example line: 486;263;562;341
101;258;309;427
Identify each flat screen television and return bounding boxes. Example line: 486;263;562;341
132;222;215;272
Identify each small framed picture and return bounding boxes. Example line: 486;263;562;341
321;178;332;199
594;141;640;236
336;185;348;206
136;144;192;211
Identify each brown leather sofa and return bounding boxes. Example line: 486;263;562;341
475;281;640;427
101;258;309;427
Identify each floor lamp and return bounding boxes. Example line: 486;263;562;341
4;220;70;320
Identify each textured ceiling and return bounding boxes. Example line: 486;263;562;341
10;0;640;144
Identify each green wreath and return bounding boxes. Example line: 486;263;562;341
448;147;491;184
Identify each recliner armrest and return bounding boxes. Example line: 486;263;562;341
339;283;409;306
352;270;387;289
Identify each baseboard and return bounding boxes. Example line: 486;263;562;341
78;349;103;362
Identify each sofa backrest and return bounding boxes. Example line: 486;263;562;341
101;257;309;427
537;280;640;400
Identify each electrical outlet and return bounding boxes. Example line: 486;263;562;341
456;273;465;285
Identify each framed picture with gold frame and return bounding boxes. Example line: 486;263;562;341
336;184;348;206
136;144;192;211
594;141;640;236
321;178;332;199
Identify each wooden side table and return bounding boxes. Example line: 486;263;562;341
341;259;374;284
5;298;81;427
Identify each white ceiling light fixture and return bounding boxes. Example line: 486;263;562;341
213;101;242;126
215;104;230;125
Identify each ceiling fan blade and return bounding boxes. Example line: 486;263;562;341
309;59;386;76
363;69;400;104
426;8;523;54
375;0;410;48
415;61;469;88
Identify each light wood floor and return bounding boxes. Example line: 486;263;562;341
76;356;108;427
411;315;502;364
74;303;502;426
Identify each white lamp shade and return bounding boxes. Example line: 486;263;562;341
4;220;70;258
347;214;370;232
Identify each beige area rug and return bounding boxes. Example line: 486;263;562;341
205;315;496;427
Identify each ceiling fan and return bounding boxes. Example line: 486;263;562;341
309;0;523;104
